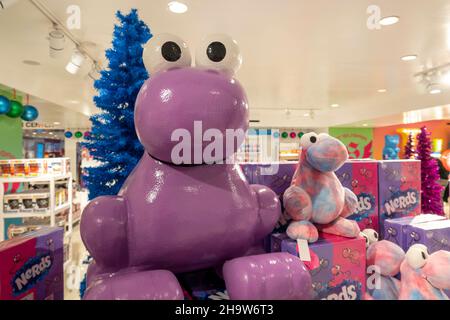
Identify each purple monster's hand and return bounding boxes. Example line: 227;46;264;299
251;184;281;241
80;196;129;269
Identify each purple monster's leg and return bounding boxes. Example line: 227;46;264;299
251;185;281;240
83;270;184;300
340;187;358;218
318;217;360;238
80;196;129;270
223;253;313;300
283;186;313;221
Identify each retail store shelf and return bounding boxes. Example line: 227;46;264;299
0;212;52;219
0;173;71;183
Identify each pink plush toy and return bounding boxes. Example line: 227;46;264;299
361;229;405;300
399;244;450;300
283;133;360;242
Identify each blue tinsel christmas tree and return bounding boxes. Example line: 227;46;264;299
84;9;152;199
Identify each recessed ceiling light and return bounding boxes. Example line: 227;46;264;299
67;100;80;104
377;89;387;93
330;104;339;108
430;88;442;94
168;1;188;13
401;55;417;61
53;122;61;125
380;16;400;26
23;60;41;66
362;123;369;127
303;112;310;117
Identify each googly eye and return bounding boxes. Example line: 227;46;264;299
359;232;370;248
143;34;191;75
362;229;379;246
195;34;242;76
406;244;429;269
300;132;319;149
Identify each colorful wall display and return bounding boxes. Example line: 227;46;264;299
373;120;449;160
329;127;374;159
0;88;23;160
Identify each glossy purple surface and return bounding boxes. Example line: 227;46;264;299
81;65;313;300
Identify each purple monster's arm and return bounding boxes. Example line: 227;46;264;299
250;184;281;241
80;196;129;269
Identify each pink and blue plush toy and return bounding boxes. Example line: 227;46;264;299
283;133;360;242
399;244;450;300
362;229;450;300
362;230;405;300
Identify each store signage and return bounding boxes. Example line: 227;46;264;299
329;128;373;159
22;122;58;129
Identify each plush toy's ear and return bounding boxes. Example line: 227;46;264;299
367;240;405;277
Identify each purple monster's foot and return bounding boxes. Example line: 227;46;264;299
223;253;313;300
283;186;313;221
319;217;360;238
286;220;319;243
340;188;358;218
251;184;281;240
84;270;184;300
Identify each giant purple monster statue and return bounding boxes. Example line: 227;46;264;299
81;34;313;300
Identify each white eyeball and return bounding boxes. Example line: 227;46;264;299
360;232;370;248
300;132;319;149
361;229;379;246
195;34;242;76
406;244;429;269
143;34;191;75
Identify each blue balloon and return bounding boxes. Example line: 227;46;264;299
65;131;73;138
21;105;39;122
0;95;11;114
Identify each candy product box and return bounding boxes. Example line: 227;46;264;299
240;162;298;234
336;160;379;232
240;162;297;197
384;214;447;250
280;234;366;300
0;160;12;177
3;194;22;213
405;219;450;254
270;232;289;253
378;160;421;238
0;227;64;300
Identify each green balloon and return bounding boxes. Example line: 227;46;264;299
298;132;305;138
75;131;83;139
281;132;289;139
6;100;24;118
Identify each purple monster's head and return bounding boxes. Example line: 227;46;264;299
135;34;249;164
300;133;348;172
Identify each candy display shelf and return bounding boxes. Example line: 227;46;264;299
0;172;73;242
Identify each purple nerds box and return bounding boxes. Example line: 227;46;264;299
378;160;421;238
280;234;366;300
240;162;297;197
405;218;450;254
384;214;447;251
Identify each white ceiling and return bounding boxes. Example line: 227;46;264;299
1;0;450;128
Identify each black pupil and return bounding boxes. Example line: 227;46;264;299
374;232;378;239
207;42;226;62
161;41;182;62
421;251;427;260
310;136;317;143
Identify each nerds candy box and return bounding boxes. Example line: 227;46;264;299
378;160;421;238
280;233;366;300
336;160;379;232
0;227;64;300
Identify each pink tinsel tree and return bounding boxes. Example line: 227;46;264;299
404;132;415;159
416;126;444;215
